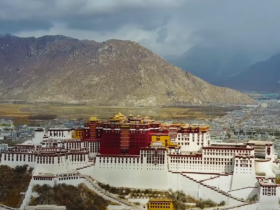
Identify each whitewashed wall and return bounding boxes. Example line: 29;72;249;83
219;175;233;192
33;130;44;144
255;160;275;177
0;154;35;168
93;163;168;190
32;176;83;187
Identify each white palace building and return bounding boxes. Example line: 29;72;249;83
1;114;280;210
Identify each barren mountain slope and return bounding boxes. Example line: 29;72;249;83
0;35;253;106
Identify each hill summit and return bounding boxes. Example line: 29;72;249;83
0;35;253;106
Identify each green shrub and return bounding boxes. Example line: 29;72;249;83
118;195;125;199
30;183;109;210
256;172;266;176
218;201;226;206
28;167;34;173
0;165;32;208
15;165;28;173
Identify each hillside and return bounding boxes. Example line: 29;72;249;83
0;35;254;106
224;53;280;92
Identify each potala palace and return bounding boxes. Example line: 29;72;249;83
1;113;280;210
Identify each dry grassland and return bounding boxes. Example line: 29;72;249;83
0;103;234;124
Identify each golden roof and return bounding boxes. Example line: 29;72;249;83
116;112;124;116
89;116;98;121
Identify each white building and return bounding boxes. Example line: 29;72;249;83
1;127;280;210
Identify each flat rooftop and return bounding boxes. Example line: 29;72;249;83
211;142;245;146
259;179;277;186
248;140;273;145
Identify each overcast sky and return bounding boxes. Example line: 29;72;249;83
0;0;280;56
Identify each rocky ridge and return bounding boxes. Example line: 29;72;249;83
0;35;254;106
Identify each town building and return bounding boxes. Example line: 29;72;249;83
147;199;174;210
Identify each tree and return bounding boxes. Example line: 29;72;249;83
167;189;187;210
218;200;226;206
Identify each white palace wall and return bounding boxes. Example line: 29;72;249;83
92;156;169;190
198;183;241;205
1;153;35;168
231;173;258;191
203;176;220;187
231;156;258;191
33;130;45;145
32;177;55;187
194;174;232;192
3;129;280;210
32;173;83;187
1;152;89;173
166;173;241;205
34;154;89;174
219;174;233;192
255;160;275;177
175;132;210;152
64;141;100;158
47;129;72;140
174;173;199;198
277;187;280;199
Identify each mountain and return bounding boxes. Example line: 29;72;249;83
166;45;260;86
0;35;253;106
224;53;280;92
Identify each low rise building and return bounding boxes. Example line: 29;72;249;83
147;199;174;210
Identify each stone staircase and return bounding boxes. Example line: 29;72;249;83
199;175;220;183
0;204;18;210
182;174;245;203
218;202;257;210
82;176;141;210
227;186;257;193
76;163;94;170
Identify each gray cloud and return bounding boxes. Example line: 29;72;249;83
0;19;53;34
0;0;280;57
156;28;168;43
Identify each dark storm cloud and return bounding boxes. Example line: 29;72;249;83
0;0;280;56
0;19;53;34
176;0;280;53
0;0;175;33
65;9;171;33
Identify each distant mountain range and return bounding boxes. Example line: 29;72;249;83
0;34;253;106
166;45;256;85
224;53;280;92
166;44;278;92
